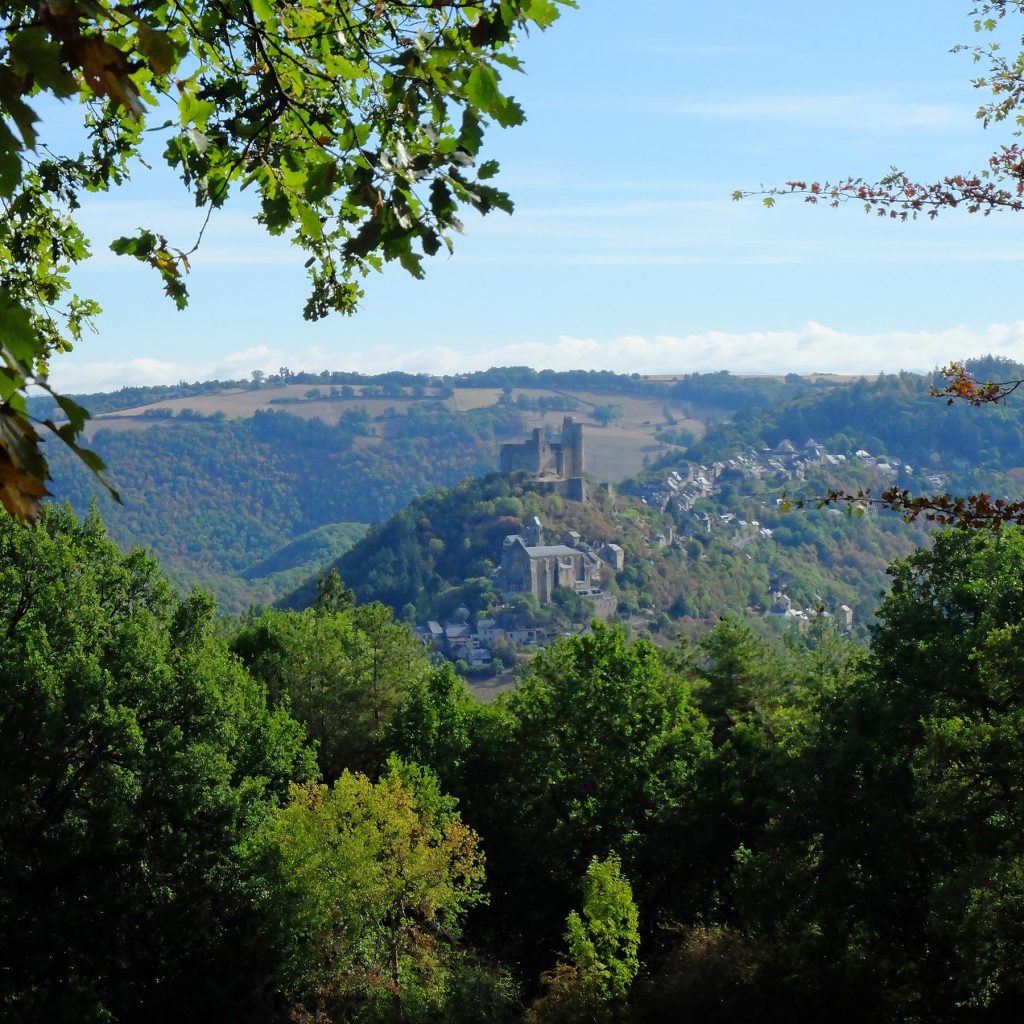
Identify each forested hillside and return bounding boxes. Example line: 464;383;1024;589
282;472;670;623
293;470;927;643
7;505;1024;1022
689;357;1024;481
40;367;838;611
42;361;1023;620
46;404;523;610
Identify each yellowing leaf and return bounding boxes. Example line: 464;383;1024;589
137;25;178;77
76;38;145;117
0;407;49;521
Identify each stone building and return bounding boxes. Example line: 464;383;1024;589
497;517;626;607
599;542;625;571
501;535;603;605
499;416;587;501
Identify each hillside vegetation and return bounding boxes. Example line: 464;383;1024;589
43;368;835;611
46;403;522;610
8;504;1024;1021
290;469;927;645
43;361;1023;620
688;357;1024;484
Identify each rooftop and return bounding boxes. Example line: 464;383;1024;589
523;544;582;558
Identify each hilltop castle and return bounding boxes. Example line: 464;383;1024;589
499;416;586;501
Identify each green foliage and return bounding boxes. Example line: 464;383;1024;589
274;761;486;1023
230;601;429;778
690;363;1024;477
0;504;316;1021
455;624;710;974
565;856;641;1002
700;528;1024;1020
386;665;486;796
48;405;520;610
241;521;368;587
526;859;639;1024
667;369;822;415
551;583;596;622
0;0;571;515
15;496;1024;1020
592;403;625;426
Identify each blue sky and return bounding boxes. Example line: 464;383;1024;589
48;1;1024;391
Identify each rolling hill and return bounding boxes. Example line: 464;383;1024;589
43;368;832;610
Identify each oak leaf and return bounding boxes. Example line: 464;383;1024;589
0;407;49;520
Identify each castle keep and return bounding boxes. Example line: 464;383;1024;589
499;416;586;500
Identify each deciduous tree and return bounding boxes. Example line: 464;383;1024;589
0;503;316;1021
231;601;429;778
0;0;570;518
274;759;486;1022
526;855;641;1023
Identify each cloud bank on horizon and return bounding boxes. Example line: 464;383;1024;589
50;321;1024;394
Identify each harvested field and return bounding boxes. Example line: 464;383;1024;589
78;381;706;480
452;387;502;410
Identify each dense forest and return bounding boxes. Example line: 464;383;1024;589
687;357;1024;479
45;403;523;609
5;504;1024;1022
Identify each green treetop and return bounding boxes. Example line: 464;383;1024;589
0;0;571;518
0;503;316;1021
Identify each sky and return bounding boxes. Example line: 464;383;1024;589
44;1;1024;391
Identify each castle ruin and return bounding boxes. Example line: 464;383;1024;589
499;416;586;501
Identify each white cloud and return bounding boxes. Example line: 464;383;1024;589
49;347;285;392
49;322;1024;393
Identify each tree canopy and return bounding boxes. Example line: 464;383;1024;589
0;0;570;518
11;498;1024;1019
0;503;317;1020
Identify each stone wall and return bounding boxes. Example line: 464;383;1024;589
499;417;587;501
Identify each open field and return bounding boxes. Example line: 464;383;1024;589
520;408;705;481
79;382;707;482
451;387;502;410
82;385;447;438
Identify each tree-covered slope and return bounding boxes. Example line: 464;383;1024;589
45;404;523;611
690;357;1024;482
284;469;928;641
11;504;1024;1020
281;472;660;621
40;367;842;613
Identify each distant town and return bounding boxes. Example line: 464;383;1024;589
411;425;888;670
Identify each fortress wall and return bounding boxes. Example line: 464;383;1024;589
500;428;548;474
499;419;586;500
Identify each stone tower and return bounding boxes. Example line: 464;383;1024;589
561;416;584;477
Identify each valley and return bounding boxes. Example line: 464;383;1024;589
43;361;1021;644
